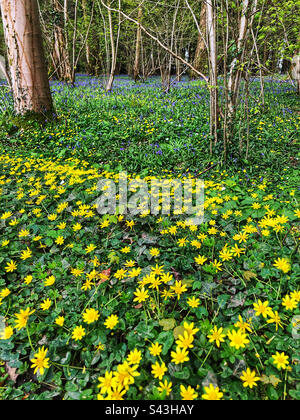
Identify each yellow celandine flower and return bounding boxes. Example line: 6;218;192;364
0;288;11;299
219;247;233;262
171;347;190;365
90;256;100;267
57;222;66;230
211;260;223;272
85;244;97;254
149;248;160;257
151;362;167;380
48;214;57;221
202;384;223;401
30;347;50;376
33;236;42;242
227;329;250;350
100;220;110;229
82;308;100;324
272;352;289;370
151;264;165;276
57;202;68;213
234;316;253;333
1;211;12;220
133;287;150;303
127;349;142;365
169;226;177;235
104;314;119;330
170;280;188;300
14;308;35;330
267;311;283;331
40;299;52;311
71;267;85;277
0;326;14;340
98;371;115;395
73;223;82;231
55;236;64;245
18;229;30;238
195;255;208;265
86;270;99;281
1;240;10;247
44;276;55;287
126;220;135;229
148;276;162;290
273;258;291;274
176;331;195;349
158;380;172;396
81;279;94;291
149;342;162;357
253;300;272;318
20;247;32;260
207;326;226;348
231;244;246;257
115;269;127;280
177;238;188;247
187;296;200;308
234;232;249;243
180;385;198;401
107;384;127;400
252;202;261;210
55;316;65;327
96;342;105;352
191;240;202;249
124;260;136;268
240;369;260;389
113;362;140;390
128;267;142;278
208;227;218;235
5;260;17;273
183;322;199;337
290;290;300;302
72;325;86;341
160;272;173;284
121;246;131;254
282;295;298;311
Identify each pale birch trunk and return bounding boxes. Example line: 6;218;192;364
105;0;121;92
0;0;54;116
82;0;91;73
133;7;142;82
227;0;254;121
207;0;218;151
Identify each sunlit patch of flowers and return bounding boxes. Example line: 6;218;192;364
0;151;299;401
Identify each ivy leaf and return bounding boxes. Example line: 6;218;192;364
159;318;176;331
243;271;257;281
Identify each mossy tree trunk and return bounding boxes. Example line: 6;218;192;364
0;0;54;116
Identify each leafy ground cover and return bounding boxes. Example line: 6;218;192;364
0;76;299;400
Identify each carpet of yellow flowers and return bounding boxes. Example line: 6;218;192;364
0;152;299;400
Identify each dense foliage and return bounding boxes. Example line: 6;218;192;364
0;76;299;400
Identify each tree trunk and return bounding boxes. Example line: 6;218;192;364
206;0;219;151
82;0;92;73
52;0;73;83
106;3;116;91
291;53;300;94
0;0;54;116
228;0;254;121
191;3;207;79
133;7;142;82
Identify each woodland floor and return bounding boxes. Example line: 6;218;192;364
0;75;299;400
